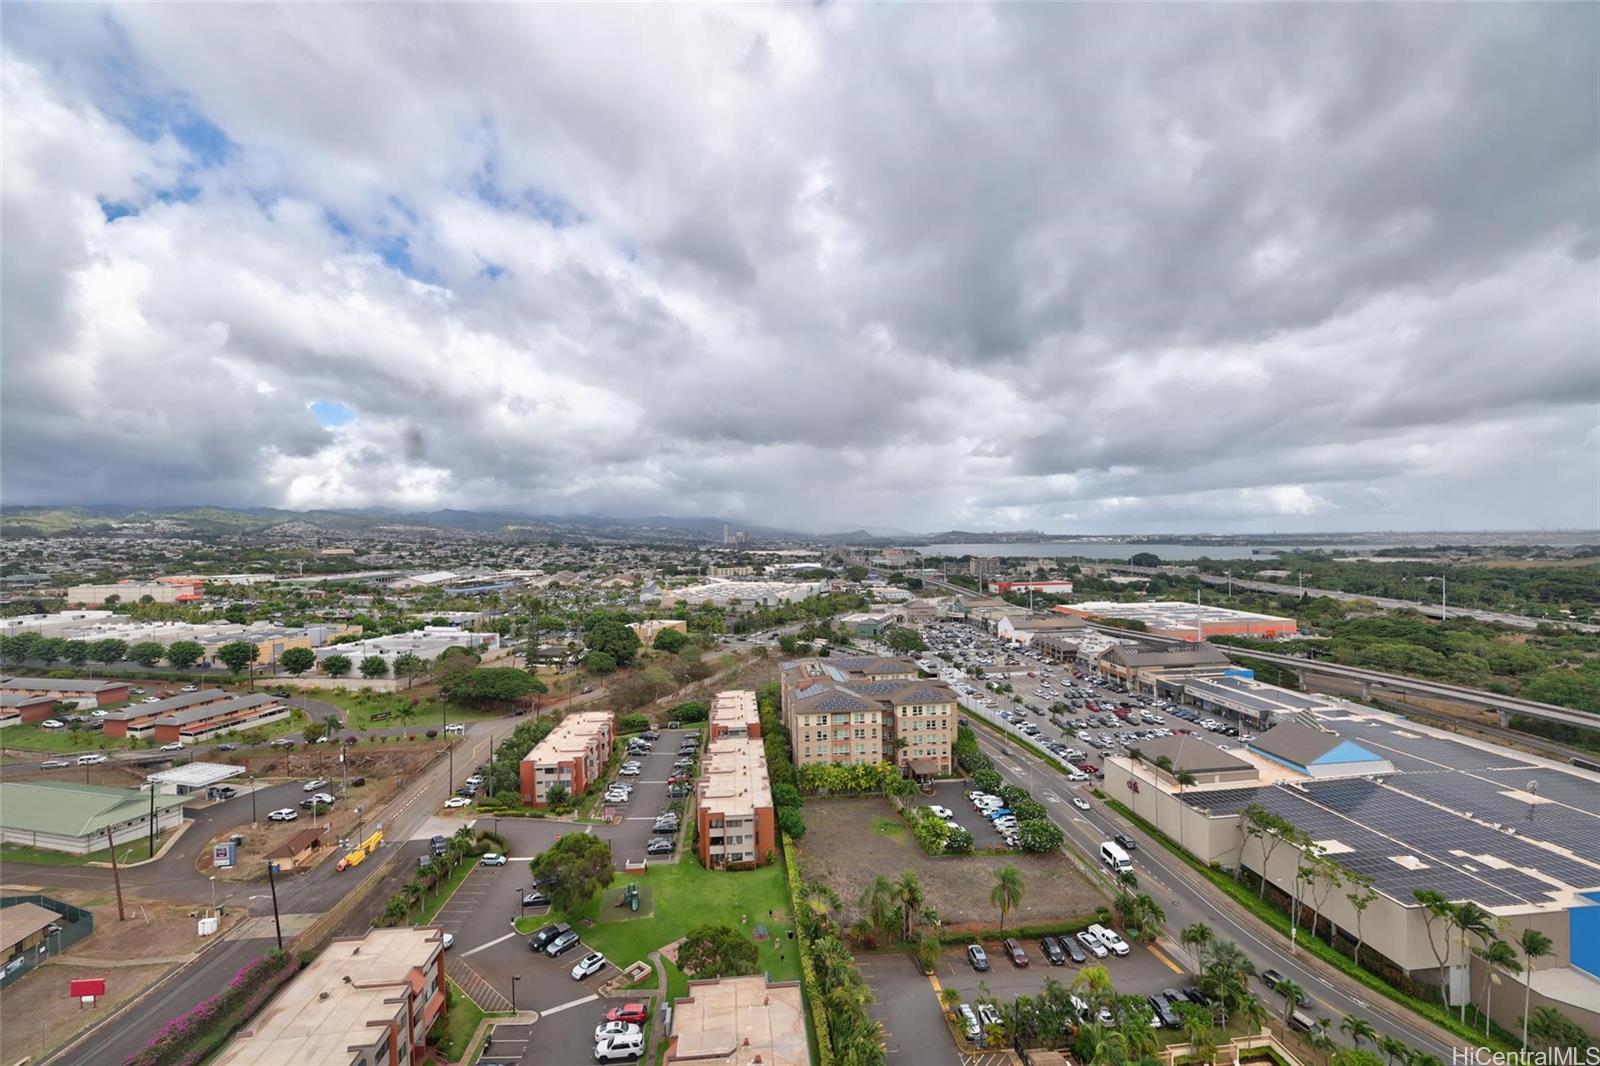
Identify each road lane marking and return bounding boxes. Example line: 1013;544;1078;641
540;993;598;1016
459;931;517;958
1147;943;1183;974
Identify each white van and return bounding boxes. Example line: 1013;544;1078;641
1088;923;1130;957
1100;840;1132;874
443;723;465;735
76;753;110;766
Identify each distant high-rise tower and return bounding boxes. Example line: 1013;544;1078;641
722;524;731;545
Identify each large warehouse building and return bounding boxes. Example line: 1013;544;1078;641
1106;711;1600;1038
0;781;186;855
1053;600;1298;640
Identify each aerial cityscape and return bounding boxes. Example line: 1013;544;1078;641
1;6;1597;1066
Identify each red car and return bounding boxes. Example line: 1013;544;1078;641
605;1002;649;1026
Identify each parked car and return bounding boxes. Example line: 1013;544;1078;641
545;930;581;957
528;923;571;952
1041;936;1066;965
1062;935;1087;964
302;779;330;792
267;808;298;821
479;853;508;866
571;951;608;980
442;932;455;950
646;838;675;855
1076;930;1108;959
958;1003;980;1041
40;719;64;729
444;797;471;808
604;1002;649;1026
967;944;990;971
594;1021;642;1044
594;1032;644;1062
1148;994;1180;1029
40;759;72;769
619;764;640;776
522;890;549;907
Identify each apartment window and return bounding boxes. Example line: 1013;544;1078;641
853;727;865;739
854;712;866;723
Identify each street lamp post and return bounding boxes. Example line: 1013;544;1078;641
511;974;521;1013
1425;575;1448;620
210;875;216;914
517;888;526;918
250;775;257;826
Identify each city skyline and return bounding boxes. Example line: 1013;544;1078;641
3;5;1597;534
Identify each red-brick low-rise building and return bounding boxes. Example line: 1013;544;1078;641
0;677;131;708
696;709;776;870
708;689;760;741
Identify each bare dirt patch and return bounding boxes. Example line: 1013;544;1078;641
0;885;246;1064
795;797;1103;933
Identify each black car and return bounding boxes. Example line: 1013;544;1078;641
641;730;660;741
1147;994;1180;1029
1113;833;1137;852
1062;935;1087;964
528;922;570;951
216;743;239;752
430;835;449;855
1180;986;1210;1007
1040;936;1067;965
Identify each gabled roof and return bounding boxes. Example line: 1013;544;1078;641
1100;643;1230;668
0;781;187;838
1247;722;1385;769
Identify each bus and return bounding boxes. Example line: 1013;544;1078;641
1100;840;1132;874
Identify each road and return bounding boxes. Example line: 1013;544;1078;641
964;718;1458;1059
47;722;500;1066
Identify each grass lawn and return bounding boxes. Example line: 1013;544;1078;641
0;829;175;866
570;858;802;982
429;978;485;1061
1;724;131;753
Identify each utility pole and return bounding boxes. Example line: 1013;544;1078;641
148;785;156;855
266;861;284;950
1226;569;1232;598
250;774;258;826
105;826;127;921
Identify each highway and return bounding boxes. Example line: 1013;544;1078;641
961;712;1460;1058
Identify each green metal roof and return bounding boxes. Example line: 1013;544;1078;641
0;781;187;838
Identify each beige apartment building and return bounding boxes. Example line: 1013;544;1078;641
215;926;446;1066
778;656;958;775
696;735;776;869
708;689;760;740
519;710;615;806
666;974;807;1066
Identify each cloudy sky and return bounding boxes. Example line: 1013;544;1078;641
3;5;1597;534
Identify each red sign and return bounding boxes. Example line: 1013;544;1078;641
69;978;106;998
1127;779;1140;793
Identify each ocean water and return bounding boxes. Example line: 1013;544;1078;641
902;541;1371;561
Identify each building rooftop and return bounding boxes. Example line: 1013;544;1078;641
1186;675;1341;715
157;693;280;727
102;689;230;722
1099;642;1232;669
709;690;759;733
1248;722;1379;769
145;762;248;788
523;711;613;765
668;975;807;1066
0;781;188;838
1134;735;1256;776
215;927;442;1065
699;737;772;820
0;677;126;694
0;901;62;955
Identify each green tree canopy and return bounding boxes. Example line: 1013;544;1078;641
279;646;316;675
359;655;390;679
89;638;128;664
165;640;204;670
62;640;91;666
585;649;617;674
127;640;165;668
677;924;761;980
442;667;547;705
216;641;260;674
652;627;688;653
529;832;615;914
320;653;353;677
584;617;641;667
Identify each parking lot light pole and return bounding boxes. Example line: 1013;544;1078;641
511;974;520;1012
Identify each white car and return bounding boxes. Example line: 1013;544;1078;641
442;932;454;949
571;951;608;980
595;1033;645;1062
90;709;109;718
160;742;184;751
926;805;954;819
618;764;640;776
1071;797;1092;811
1077;931;1108;959
180;685;198;692
479;853;508;866
142;697;161;704
444;797;471;809
40;719;65;729
267;808;298;821
594;1021;642;1043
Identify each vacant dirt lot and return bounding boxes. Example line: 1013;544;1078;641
0;885;245;1064
796;798;1103;933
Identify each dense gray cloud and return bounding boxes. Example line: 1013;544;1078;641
2;4;1596;533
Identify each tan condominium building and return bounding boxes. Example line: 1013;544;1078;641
696;734;775;869
666;974;807;1066
708;689;761;740
214;926;447;1066
778;656;958;776
519;710;615;807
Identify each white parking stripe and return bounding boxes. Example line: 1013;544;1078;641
459;931;518;958
539;993;599;1016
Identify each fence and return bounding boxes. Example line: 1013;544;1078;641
0;894;96;989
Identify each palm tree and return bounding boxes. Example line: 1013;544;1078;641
1071;964;1117;1014
991;864;1024;933
1116;869;1138;897
1130;895;1165;944
396;701;419;738
939;986;961;1018
1340;1014;1377;1048
1413;889;1456;1008
1517;927;1553;1049
1274;978;1305;1022
1112;893;1138;934
1180;921;1214;970
1475;939;1520;1037
894;871;924;942
1181;1007;1218;1063
1448;902;1496;1021
1235;994;1270;1034
1308;1019;1337;1057
1377;1034;1409;1066
860;876;900;943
